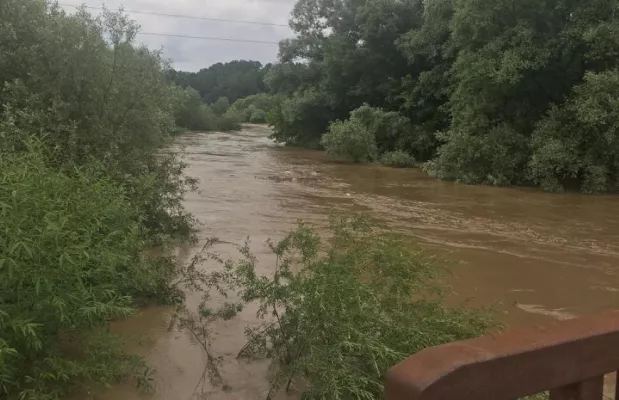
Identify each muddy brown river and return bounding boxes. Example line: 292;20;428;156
92;125;619;399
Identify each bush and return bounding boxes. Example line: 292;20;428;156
426;125;529;186
249;108;267;123
242;104;258;121
211;96;230;116
216;109;242;131
231;93;281;122
350;104;414;155
529;70;619;193
0;2;197;397
321;119;378;162
229;217;494;399
269;89;335;147
0;146;177;398
0;2;196;241
380;150;416;168
173;91;243;132
174;87;218;131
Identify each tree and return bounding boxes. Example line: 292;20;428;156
530;69;619;193
270;89;335;147
396;0;455;161
429;0;619;186
269;0;424;146
174;87;214;131
167;61;270;104
269;0;619;192
211;96;230;116
350;104;413;155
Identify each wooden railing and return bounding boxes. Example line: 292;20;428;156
385;310;619;400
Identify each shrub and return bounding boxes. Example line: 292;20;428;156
350;104;414;155
174;87;218;131
0;146;177;398
0;1;196;241
229;217;494;399
216;109;243;131
321;119;378;162
211;96;230;116
269;89;335;147
231;93;281;122
243;104;258;122
380;150;416;168
0;2;197;397
529;70;619;193
174;87;207;130
249;108;267;123
426;125;529;186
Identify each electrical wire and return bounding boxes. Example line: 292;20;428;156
137;32;280;45
58;3;290;27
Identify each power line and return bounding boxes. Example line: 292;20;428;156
138;32;280;45
58;3;290;27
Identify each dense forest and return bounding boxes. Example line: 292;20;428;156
266;0;619;193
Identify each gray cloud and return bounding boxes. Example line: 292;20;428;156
61;0;296;71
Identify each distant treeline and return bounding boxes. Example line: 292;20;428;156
167;61;272;104
168;61;282;132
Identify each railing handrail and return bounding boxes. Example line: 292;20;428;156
385;310;619;400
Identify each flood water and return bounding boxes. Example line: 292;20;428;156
95;125;619;399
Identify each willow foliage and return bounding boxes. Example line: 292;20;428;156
0;1;196;398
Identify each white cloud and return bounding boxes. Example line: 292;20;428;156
60;0;296;71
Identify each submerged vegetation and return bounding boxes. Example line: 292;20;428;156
380;150;416;168
195;217;495;399
264;0;619;193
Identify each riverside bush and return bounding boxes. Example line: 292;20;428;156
0;145;180;398
321;119;378;162
350;104;414;155
0;2;197;398
225;217;494;399
249;108;267;123
380;150;416;168
216;109;243;131
231;93;281;122
529;69;619;193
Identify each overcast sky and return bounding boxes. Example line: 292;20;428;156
60;0;296;71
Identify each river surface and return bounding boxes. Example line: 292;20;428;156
94;125;619;399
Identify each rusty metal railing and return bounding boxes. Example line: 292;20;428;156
385;310;619;400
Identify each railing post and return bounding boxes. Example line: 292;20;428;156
549;376;604;400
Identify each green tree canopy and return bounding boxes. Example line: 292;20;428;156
268;0;619;192
167;61;272;104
